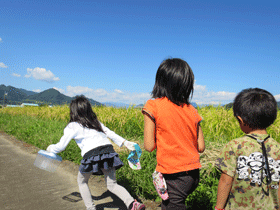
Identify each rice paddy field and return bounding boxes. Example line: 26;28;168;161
0;105;279;209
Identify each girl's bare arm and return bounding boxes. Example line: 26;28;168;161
197;124;205;153
143;114;156;152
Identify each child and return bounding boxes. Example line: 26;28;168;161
142;58;205;210
46;95;145;210
215;88;280;210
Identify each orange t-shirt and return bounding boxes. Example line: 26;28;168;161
142;97;202;174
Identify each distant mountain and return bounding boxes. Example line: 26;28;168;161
19;88;37;96
191;102;198;108
3;84;278;108
224;102;233;109
105;101;197;108
88;98;102;106
104;102;131;108
135;104;144;108
103;102;118;107
27;88;73;105
0;84;102;106
104;102;147;108
224;102;280;109
0;84;28;103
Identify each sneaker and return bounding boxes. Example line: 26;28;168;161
130;199;145;210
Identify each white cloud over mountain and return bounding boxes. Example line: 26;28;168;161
53;84;279;106
32;89;42;93
55;85;150;105
192;84;236;105
25;67;59;83
274;94;280;101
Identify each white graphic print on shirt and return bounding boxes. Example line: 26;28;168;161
236;152;280;188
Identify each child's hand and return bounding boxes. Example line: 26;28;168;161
123;140;136;151
46;145;52;153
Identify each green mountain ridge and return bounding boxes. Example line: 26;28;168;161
19;88;37;96
0;84;102;106
0;85;29;103
1;84;279;108
27;88;73;105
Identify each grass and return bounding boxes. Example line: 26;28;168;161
0;105;279;209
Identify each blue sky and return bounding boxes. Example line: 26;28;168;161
1;0;279;105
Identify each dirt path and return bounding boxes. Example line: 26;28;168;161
0;131;160;210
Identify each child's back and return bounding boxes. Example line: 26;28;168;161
143;58;205;210
143;97;202;174
216;133;280;209
215;88;280;210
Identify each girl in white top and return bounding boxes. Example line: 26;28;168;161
47;95;145;210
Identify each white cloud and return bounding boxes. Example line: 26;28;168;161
0;38;2;42
0;62;8;68
56;82;239;106
12;73;21;77
191;81;236;105
194;84;206;92
94;89;108;97
33;89;42;93
25;67;60;83
66;86;95;96
60;86;150;105
114;89;124;94
192;85;236;105
274;94;280;101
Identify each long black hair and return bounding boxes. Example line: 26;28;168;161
151;58;194;106
69;95;104;133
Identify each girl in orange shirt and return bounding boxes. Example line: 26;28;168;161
142;58;205;210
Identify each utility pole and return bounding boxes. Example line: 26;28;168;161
4;92;7;107
2;92;7;107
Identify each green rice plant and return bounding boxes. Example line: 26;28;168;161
1;105;279;144
185;164;220;210
117;150;158;200
95;106;144;139
1;105;280;209
0;105;144;140
198;106;242;143
0;113;81;163
198;105;280;144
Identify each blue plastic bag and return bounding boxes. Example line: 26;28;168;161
127;144;142;170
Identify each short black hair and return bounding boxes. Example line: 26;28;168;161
233;88;277;129
151;58;194;106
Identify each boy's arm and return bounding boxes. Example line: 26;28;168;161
216;172;234;209
143;114;156;152
278;181;280;209
197;124;205;153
